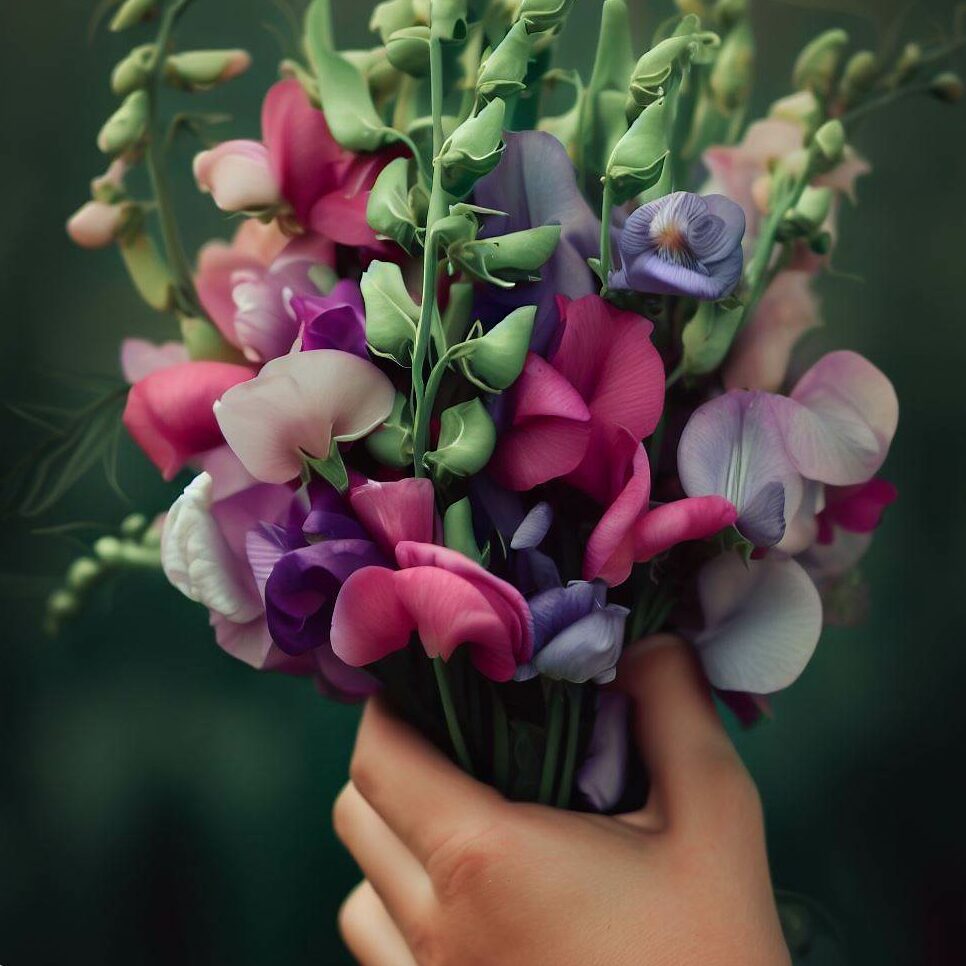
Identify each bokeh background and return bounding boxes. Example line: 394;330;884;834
1;1;964;963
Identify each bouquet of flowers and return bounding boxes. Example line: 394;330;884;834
50;0;963;812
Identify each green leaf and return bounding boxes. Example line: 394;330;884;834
305;441;349;493
360;261;419;365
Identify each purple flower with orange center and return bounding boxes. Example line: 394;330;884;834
610;191;746;301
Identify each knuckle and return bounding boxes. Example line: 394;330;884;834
331;784;354;843
347;745;376;800
426;814;515;903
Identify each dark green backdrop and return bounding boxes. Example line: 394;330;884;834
1;1;964;964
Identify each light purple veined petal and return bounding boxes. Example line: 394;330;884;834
691;195;746;263
623;253;739;301
783;351;899;486
577;691;630;812
246;522;302;602
614;200;660;260
518;548;563;595
511;502;553;550
694;553;822;693
798;526;873;583
775;480;824;556
678;391;803;547
528;582;597;652
532;606;628;684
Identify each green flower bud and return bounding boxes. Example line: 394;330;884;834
110;0;158;31
94;536;125;565
111;44;156;96
930;71;964;104
790;185;833;231
477;20;532;101
164;50;252;91
517;0;575;34
66;558;101;592
838;50;878;105
386;26;431;76
434;210;479;250
437;99;507;198
360;260;419;365
119;231;174;311
370;0;421;44
180;317;247;364
430;0;468;41
120;513;148;538
97;90;149;155
810;118;845;172
681;298;743;377
366;392;414;468
424;398;496;479
443;498;487;565
459;306;536;392
709;20;753;114
894;42;921;84
305;442;349;493
629;29;720;109
809;230;832;256
714;0;747;27
442;280;474;345
606;97;669;205
367;157;420;253
450;225;561;288
47;589;79;619
792;28;849;99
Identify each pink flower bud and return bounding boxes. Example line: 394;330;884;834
193;140;282;213
66;201;125;249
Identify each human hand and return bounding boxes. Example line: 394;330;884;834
333;635;791;966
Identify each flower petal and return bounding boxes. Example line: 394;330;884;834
634;496;737;562
120;338;189;384
510;501;553;550
330;566;415;666
349;478;437;557
577;692;630;812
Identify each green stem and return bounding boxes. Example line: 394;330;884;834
145;0;201;318
490;683;510;795
555;684;582;809
538;682;565;805
599;180;614;283
412;340;464;479
433;657;474;775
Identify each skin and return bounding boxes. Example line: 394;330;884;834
333;634;792;966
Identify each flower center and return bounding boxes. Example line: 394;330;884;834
650;207;697;267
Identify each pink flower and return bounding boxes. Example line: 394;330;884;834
193;80;395;247
348;478;437;558
331;542;533;682
120;338;189;383
123;361;254;480
214;349;396;484
66;200;125;249
816;478;898;543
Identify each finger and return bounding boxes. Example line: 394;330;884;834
339;880;418;966
617;634;744;826
349;697;503;864
333;781;432;931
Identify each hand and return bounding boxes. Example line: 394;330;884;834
333;635;791;966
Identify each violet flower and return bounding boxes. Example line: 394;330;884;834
290;279;368;359
610;191;745;301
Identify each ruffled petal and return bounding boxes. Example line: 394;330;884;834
349;478;437;557
330;566;415;666
634;496;737;562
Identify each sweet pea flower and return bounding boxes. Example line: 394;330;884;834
817;478;897;542
66;200;126;249
162;473;378;697
214;349;394;484
693;552;822;693
474;131;601;355
290;280;367;358
679;351;899;547
123;360;254;480
577;692;631;812
193;79;394;248
120;338;190;383
516;581;629;685
609;192;746;301
331;542;533;682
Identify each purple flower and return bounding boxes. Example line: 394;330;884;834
577;692;630;812
516;580;629;684
290;279;368;359
474;131;601;355
247;484;388;659
610;192;745;300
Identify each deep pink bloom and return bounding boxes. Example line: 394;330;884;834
817;478;898;543
348;478;437;558
331;542;533;682
123;361;253;480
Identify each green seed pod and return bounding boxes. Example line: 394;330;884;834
459;306;536;392
111;44;156;96
437;98;507;198
360;260;419;365
517;0;575;34
118;231;174;312
424;398;496;479
606;96;669;205
366;392;415;468
164;49;252;91
367;157;420;253
792;28;849;99
477;20;532;101
97;89;149;155
386;25;432;76
110;0;158;31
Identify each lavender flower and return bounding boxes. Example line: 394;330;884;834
290;279;368;358
610;191;745;300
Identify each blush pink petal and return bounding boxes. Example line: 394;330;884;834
583;445;651;586
214;349;395;483
634;496;737;562
123;361;253;479
349;478;437;557
120;338;189;384
193;140;281;213
785;350;899;486
330;566;415;667
488;353;591;491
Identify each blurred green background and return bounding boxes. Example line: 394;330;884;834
1;1;964;963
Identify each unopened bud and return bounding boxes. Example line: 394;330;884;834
47;590;79;619
424;399;496;479
714;0;747;27
365;392;414;468
386;26;431;76
370;0;423;43
94;536;124;564
789;186;833;232
477;20;532;100
810;119;845;172
67;558;101;591
606;97;670;204
165;50;252;91
930;71;964;103
839;50;878;104
517;0;575;34
67;201;127;249
894;42;921;83
120;514;148;538
97;90;149;155
459;306;535;392
450;225;560;288
367;156;419;253
437;98;506;198
180;317;246;364
91;159;128;203
443;498;487;565
710;20;753;113
110;0;158;31
360;261;419;365
111;44;156;96
793;28;849;98
629;30;720;109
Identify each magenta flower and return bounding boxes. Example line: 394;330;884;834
331;542;533;682
817;478;898;542
290;280;367;359
610;192;745;301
